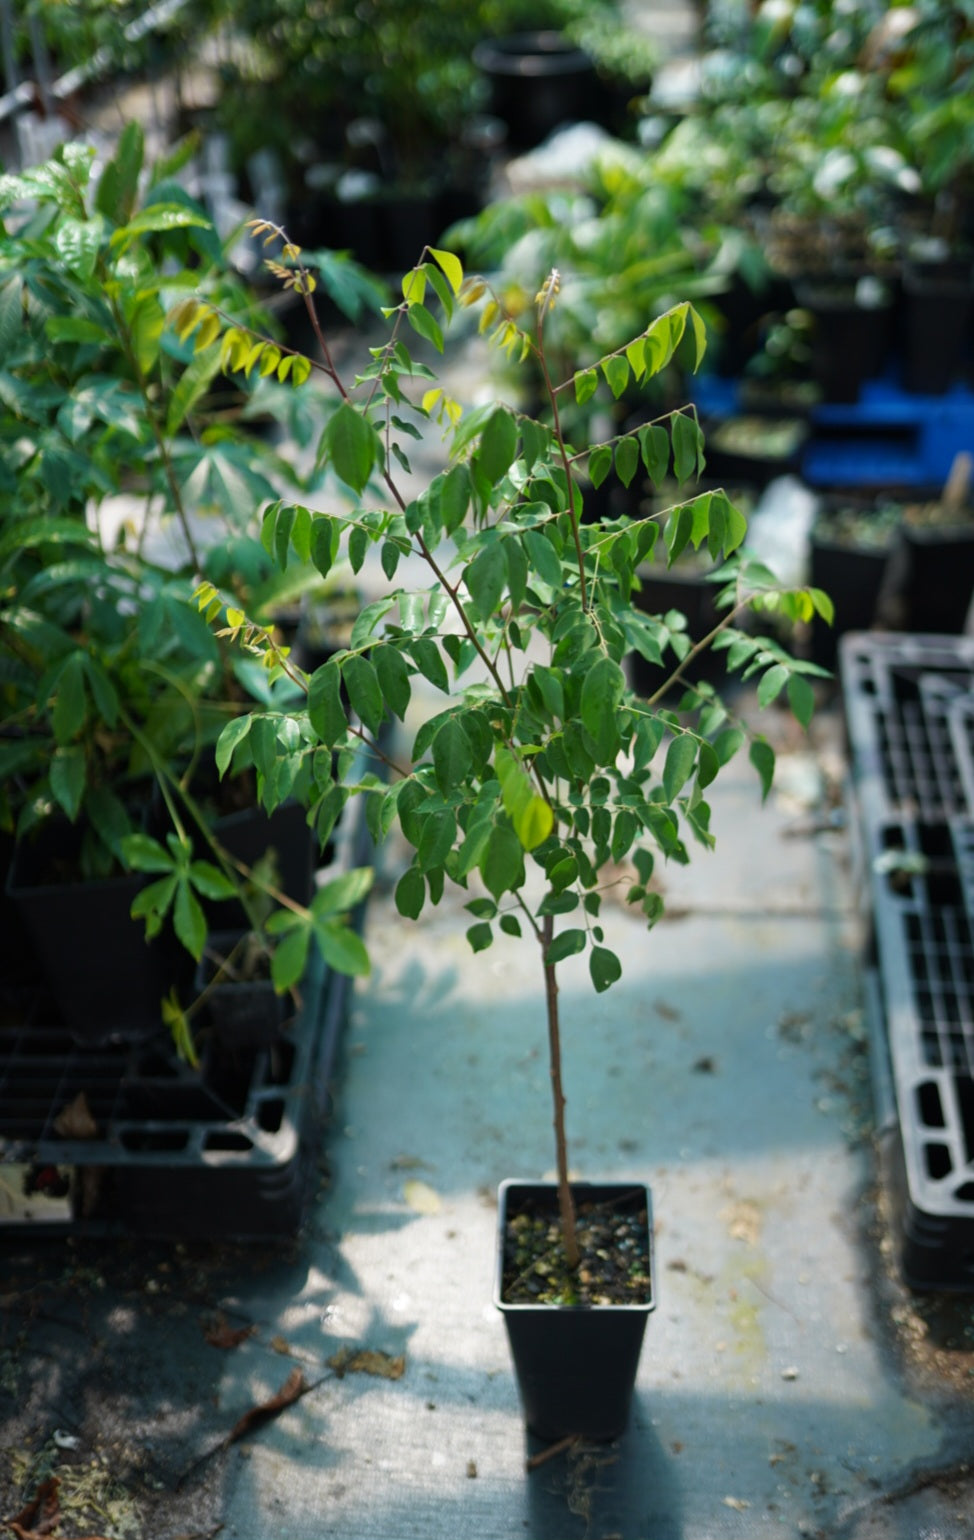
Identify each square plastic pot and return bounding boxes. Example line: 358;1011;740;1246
495;1179;655;1441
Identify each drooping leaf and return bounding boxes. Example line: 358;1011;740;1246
579;656;624;764
374;644;411;721
662;733;697;804
430;716;472;795
749;738;775;801
477;406;518;483
326;401;379;493
465;541;506;620
308;660;347;747
544;928;586;966
590;946;622;992
480;821;525;901
342;655;384;735
395;865;425;920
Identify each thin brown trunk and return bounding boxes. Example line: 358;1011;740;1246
542;913;579;1268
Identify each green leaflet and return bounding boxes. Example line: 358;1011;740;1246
477;406;518;482
579;656;624;765
308;660;347;747
480;821;525;901
342;654;384;735
544;928;586;965
326;400;379;493
374;644;411;721
662;733;697;804
590;946;622;993
465;540;506;620
432;716;473;794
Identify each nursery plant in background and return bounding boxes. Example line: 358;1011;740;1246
186;220;831;1438
0;131;372;1050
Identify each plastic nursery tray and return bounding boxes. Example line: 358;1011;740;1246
0;946;351;1240
865;815;974;1289
0;785;375;1241
840;631;974;826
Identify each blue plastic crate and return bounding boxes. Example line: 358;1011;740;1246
803;378;974;489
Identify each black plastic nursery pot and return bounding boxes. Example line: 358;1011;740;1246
472;31;598;150
899;520;974;635
495;1180;656;1442
901;259;974;397
195;930;291;1049
5;822;181;1045
808;497;900;669
793;278;893;404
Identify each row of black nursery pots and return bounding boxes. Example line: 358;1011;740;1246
713;255;974;402
4;776;316;1048
808;474;974;668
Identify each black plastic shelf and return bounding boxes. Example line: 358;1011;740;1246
864;815;974;1289
840;632;974;825
841;635;974;1287
0;947;351;1239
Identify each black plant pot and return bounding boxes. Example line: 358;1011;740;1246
901;258;974;396
899;519;974;634
495;1180;655;1442
195;930;290;1048
808;497;900;669
6;822;180;1044
629;566;724;696
793;277;893;404
472;32;598;150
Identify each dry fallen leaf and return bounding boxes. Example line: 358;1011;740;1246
4;1476;111;1540
227;1367;307;1445
53;1092;98;1140
403;1178;441;1214
653;998;681;1021
204;1312;256;1350
327;1346;405;1380
270;1335;291;1355
722;1198;761;1245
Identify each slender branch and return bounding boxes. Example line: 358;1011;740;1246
542;911;579;1269
536;276;587;613
643;591;754;708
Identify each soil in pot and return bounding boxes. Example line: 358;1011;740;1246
702;414;808;488
500;1189;652;1307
